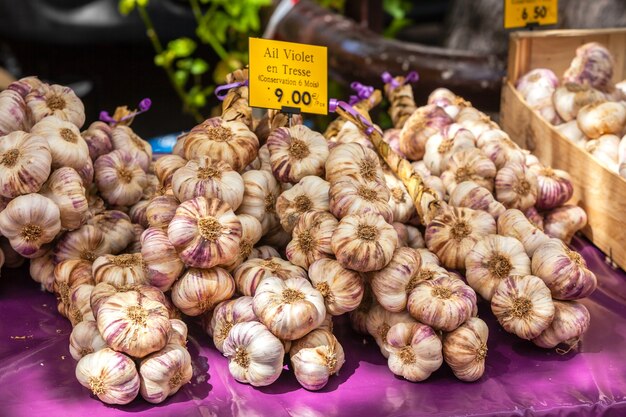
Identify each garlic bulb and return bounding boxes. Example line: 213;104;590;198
330;120;376;150
532;300;591;350
90;283;175;320
393;222;409;247
219;214;263;271
495;161;538;210
168;196;242;269
97;290;171;357
423;124;476;175
30;116;90;171
528;166;574;210
497;209;549;257
577;102;626;139
129;199;150;228
531;238;597;300
172;157;244;210
563;42;614;91
382;128;404;158
234;257;307;296
365;304;416;358
139;343;193;404
253;276;326;340
236;170;281;235
516;69;560;124
89;211;134;254
331;212;398;272
81;121;113;161
30;248;56;292
286;211;338;269
428;87;469;119
95;149;147;207
543;205;587;244
147;194;179;230
222;321;284;387
406;225;426;249
555;120;588;147
110;125;152;172
267;124;329;183
442;317;488;382
247;245;281;260
171;267;235;316
54;259;94;317
183;117;259;172
0;193;61;257
69;320;107;360
68;283;96;326
40;167;89;231
524;206;545;231
477;131;526;170
53;224;109;265
0;89;28;134
209;296;257;352
552;83;605;122
75;348;140;405
425;206;496;269
276;175;330;232
329;177;393;222
349;284;374;335
465;235;531;301
407;274;476;331
290;328;345;391
384;171;416;223
154;154;187;188
0;131;51;198
440;148;497;194
308;258;364;315
25;83;85;128
92;253;147;288
167;319;188;346
399;104;453;160
456;107;499;138
491;275;555;339
585;134;620;170
449;181;506;219
385;322;443;382
325;142;385;184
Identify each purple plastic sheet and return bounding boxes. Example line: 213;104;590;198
1;236;625;417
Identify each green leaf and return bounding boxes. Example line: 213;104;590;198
176;58;193;70
383;0;408;19
136;0;149;6
189;86;207;108
118;0;136;15
190;58;209;75
384;17;411;38
168;37;197;58
154;52;167;67
174;70;189;87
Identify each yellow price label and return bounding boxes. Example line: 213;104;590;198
504;0;558;29
248;38;328;115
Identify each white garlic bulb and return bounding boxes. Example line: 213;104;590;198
95;149;148;207
236;169;281;235
110;125;152;172
40;167;89;231
491;275;555;340
543;205;587;244
92;253;147;288
222;321;285;387
585;134;620;171
171;267;235;316
497;209;549;257
325;142;385;184
140;227;185;291
366;304;416;358
75;348;140;404
399;104;453;160
532;300;591;350
139;343;193;404
146;194;179;230
0;88;28;134
384;171;416;223
253;276;326;340
219;214;263;271
308;258;364;315
329;177;393;222
0;131;51;198
247;245;281;260
268;124;329;183
332;212;398;272
449;181;506;219
29;248;56;292
30;116;90;171
516;69;561;125
276;175;330;232
423;124;476;175
290;328;345;391
167;319;188;347
465;235;531;301
26;83;85;128
69;320;107;361
440;148;497;194
495;161;538;211
88;210;135;254
286;211;338;269
154;154;187;188
68;283;96;326
385;322;443;382
577;102;626;139
209;296;257;352
442;317;488;382
233;257;307;296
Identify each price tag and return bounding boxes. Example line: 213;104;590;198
504;0;558;29
249;38;328;115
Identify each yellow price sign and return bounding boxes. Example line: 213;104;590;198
248;38;328;115
504;0;558;29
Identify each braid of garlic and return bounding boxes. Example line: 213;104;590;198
384;75;417;129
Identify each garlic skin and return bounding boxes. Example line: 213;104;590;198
495;161;538;211
425;206;496;270
154;154;187;188
449;181;506;219
97;290;171;357
168;196;242;269
491;275;555;340
325;143;385;184
407;274;476;331
385;322;443;382
129;200;150;229
95;149;148;207
465;235;531;301
384;171;416;223
0;131;52;198
532;300;591;350
528;166;574;210
219;214;263;271
30;248;56;292
222;321;284;387
69;320;107;361
171;267;235;316
442;317;488;382
30;116;90;170
253;276;326;340
209;296;257;352
552;83;605;122
585;134;620;171
423;124;476;175
286;211;338;269
234;257;307;296
329;177;393;222
0;193;61;258
577;102;626;139
332;213;398;272
268;124;329;184
183;117;259;172
531;238;597;300
75;348;140;405
543;205;587;244
290;328;345;391
167;319;188;347
40;167;89;231
81;121;113;161
555;120;588;147
441;148;497;194
308;258;364;315
172;157;244;210
563;42;614;91
497;209;550;257
110;125;152;172
0;89;28;134
399;104;453;160
139;343;193;404
147;194;179;230
247;245;281;260
276;175;330;233
92;253;147;288
366;304;416;358
236;170;281;235
26;83;85;128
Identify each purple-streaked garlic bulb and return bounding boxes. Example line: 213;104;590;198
25;83;85;128
385;322;443;382
563;42;614;92
81;121;114;162
529;165;574;210
516;68;561;124
543;205;587;244
95;149;148;207
0;88;29;134
399;104;454;161
0;131;51;198
532;300;591;350
141;227;185;292
495;161;539;211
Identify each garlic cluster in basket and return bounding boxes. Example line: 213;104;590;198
516;42;626;179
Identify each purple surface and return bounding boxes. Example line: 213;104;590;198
1;236;625;417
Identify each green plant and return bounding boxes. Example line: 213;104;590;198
119;0;271;122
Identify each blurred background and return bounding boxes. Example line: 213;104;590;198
1;0;624;138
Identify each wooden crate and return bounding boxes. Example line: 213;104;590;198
500;28;626;270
